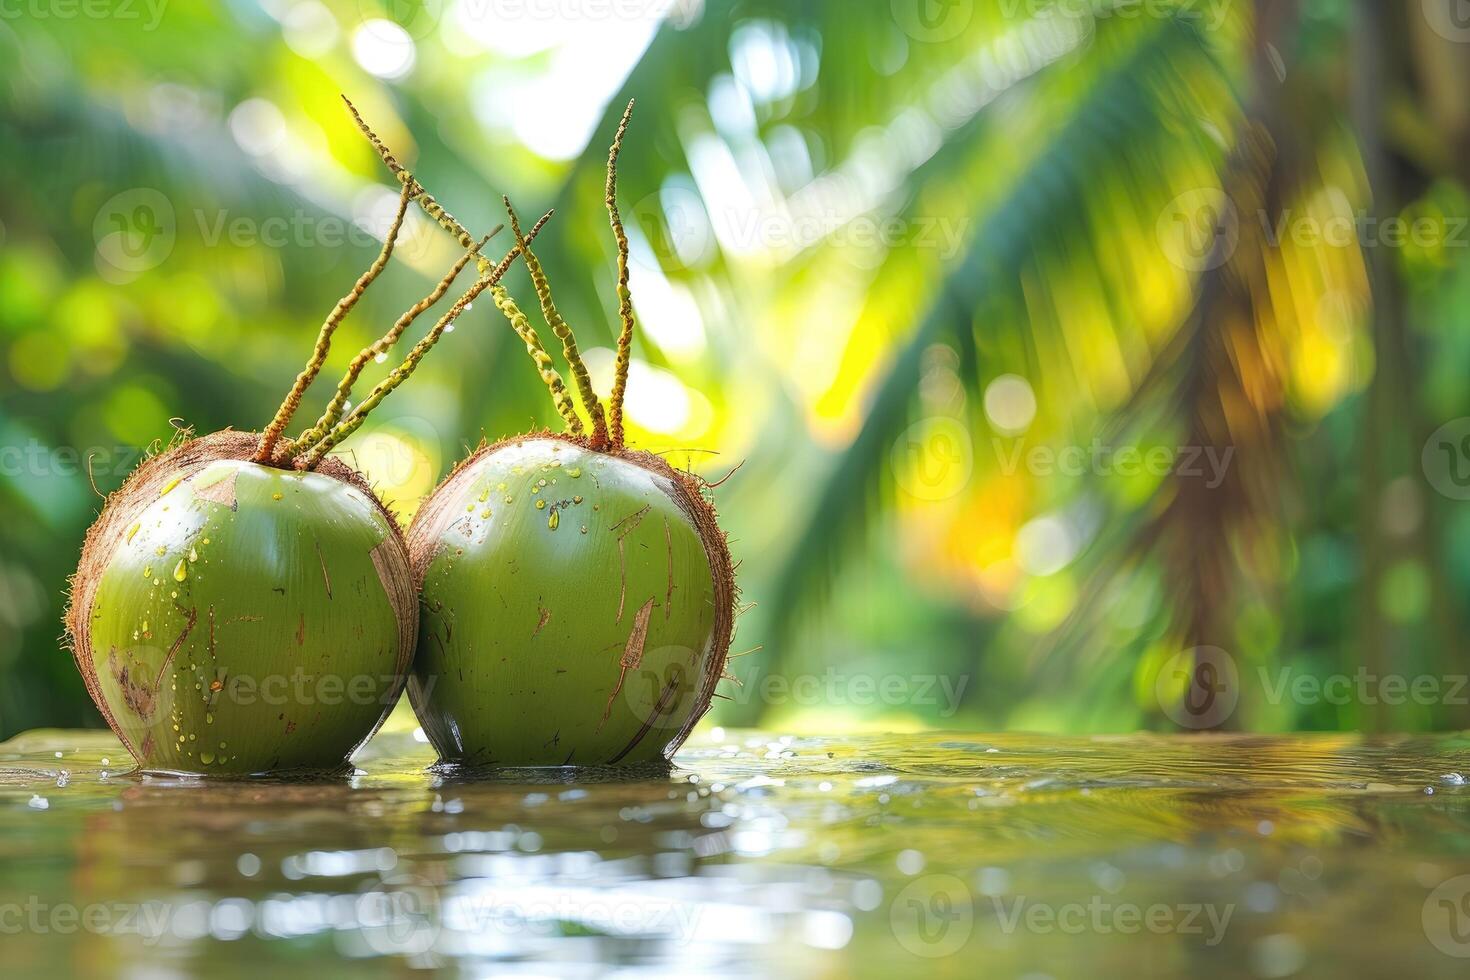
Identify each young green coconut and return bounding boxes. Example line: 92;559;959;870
407;103;739;769
66;123;549;775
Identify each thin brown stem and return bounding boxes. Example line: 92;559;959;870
491;284;584;435
284;235;489;460
303;212;553;468
255;180;412;463
504;196;609;445
605;99;637;449
341;94;496;276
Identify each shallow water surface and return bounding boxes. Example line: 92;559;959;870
4;726;1470;977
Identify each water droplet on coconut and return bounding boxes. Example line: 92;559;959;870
548;511;559;530
567;468;582;479
272;492;283;501
580;525;588;534
142;565;152;579
160;475;183;496
127;523;141;543
188;547;198;562
536;499;547;510
573;495;583;505
173;559;189;583
200;752;215;764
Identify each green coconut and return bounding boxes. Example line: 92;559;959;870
66;431;416;774
408;435;735;767
406;102;739;769
64;109;548;774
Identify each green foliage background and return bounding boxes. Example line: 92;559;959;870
2;0;1469;738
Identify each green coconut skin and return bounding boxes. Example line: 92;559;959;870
70;435;416;775
408;437;733;768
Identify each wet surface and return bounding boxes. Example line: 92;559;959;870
5;723;1470;977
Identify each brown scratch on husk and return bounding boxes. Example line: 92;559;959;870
663;515;674;620
600;597;655;731
193;469;238;510
316;540;333;599
109;647;156;720
613;504;651;623
151;607;198;694
534;603;552;638
608;672;680;764
295;613;306;646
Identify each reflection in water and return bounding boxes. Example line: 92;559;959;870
4;727;1470;976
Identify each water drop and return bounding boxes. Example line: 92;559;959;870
188;547;198;563
127;523;141;543
548;511;560;530
173;559;189;583
536;499;547;510
567;468;582;479
142;565;153;579
272;492;284;501
374;352;388;364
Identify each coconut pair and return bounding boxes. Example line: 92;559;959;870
64;102;735;775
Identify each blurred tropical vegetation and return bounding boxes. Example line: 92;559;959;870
2;0;1469;741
